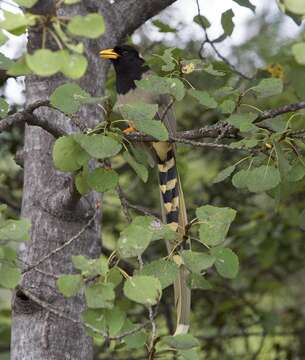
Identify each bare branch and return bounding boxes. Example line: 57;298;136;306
255;100;305;122
195;0;254;80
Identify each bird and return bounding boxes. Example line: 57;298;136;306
100;45;191;335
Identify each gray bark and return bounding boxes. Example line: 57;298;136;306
11;0;177;359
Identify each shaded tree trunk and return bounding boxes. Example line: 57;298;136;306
10;0;176;359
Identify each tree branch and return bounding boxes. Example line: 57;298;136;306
255;100;305;122
113;0;177;38
0;100;67;138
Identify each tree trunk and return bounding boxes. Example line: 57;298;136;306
10;1;177;359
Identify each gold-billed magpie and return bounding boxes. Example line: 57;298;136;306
100;45;191;335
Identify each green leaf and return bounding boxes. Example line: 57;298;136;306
232;169;250;188
0;98;9;119
162;334;200;350
82;309;106;332
0;53;14;70
14;0;38;7
247;165;281;192
219;99;235;114
158;48;176;72
85;283;115;309
123;152;148;183
7;57;32;76
178;349;200;360
73;134;122;159
252;78;283;97
121;319;147;349
152;20;176;33
134;119;169;141
0;11;36;34
181;250;215;274
87;168;119;192
117;223;152;258
193;15;210;28
57;274;83;297
227;113;257;132
107;267;122;288
0;219;31;242
187;273;212;290
274;142;291;181
60;51;88;79
75;168;90;195
136;75;185;101
0;264;21;289
104;307;126;336
221;9;235;36
72;255;109;276
284;0;305;14
119;102;158;121
213;165;236;183
50;83;91;114
64;0;81;3
189;90;217;109
196;205;237;246
119;102;168;140
292;42;305;65
211;247;239;279
26;49;63;76
139;259;178;289
123;275;162;306
52;136;89;172
67;14;105;39
133;216;176;241
233;0;256;12
287;161;305;182
0;31;8;46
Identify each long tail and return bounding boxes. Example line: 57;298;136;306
152;141;191;335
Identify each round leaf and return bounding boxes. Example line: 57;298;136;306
52;136;88;172
73;134;122;159
284;0;305;14
67;14;105;39
57;274;82;297
87;168;119;192
85;283;115;309
292;42;305;65
123;275;162;306
50;83;91;114
139;259;178;289
211;247;239;279
118;223;152;258
26;49;63;76
61;51;88;79
181;250;215;274
247;165;280;192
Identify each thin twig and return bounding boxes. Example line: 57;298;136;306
22;212;97;274
172;136;242;150
195;0;253;80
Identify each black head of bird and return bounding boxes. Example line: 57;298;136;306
99;45;149;94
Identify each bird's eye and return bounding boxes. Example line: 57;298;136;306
122;51;129;56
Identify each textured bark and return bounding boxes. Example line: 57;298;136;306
10;0;177;359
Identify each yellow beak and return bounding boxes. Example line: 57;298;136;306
99;48;120;60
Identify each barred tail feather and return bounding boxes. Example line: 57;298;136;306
153;141;191;335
